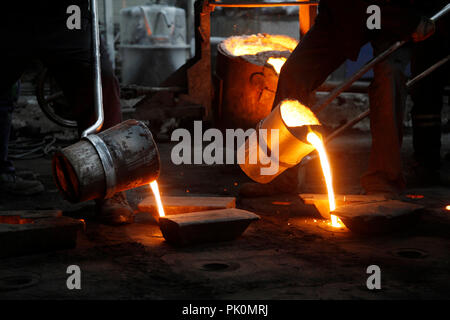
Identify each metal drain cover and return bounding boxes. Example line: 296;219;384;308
0;273;40;291
200;261;240;272
394;248;428;259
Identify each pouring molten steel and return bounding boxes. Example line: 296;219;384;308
279;100;344;228
306;133;344;228
150;180;165;217
267;57;287;75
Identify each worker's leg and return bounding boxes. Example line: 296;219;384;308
361;39;411;195
411;47;445;169
0;83;20;175
0;61;45;195
410;29;450;184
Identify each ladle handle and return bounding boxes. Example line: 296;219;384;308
82;0;105;138
431;3;450;22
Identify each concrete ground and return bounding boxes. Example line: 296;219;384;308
0;132;449;299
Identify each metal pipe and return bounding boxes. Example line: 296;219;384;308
317;81;370;94
103;0;115;70
208;1;318;8
431;3;450;21
187;0;194;47
121;85;186;94
407;54;450;87
82;0;105;138
325;110;370;143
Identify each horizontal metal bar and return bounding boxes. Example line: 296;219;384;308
209;1;318;8
317;81;370;94
121;85;186;94
406;54;450;88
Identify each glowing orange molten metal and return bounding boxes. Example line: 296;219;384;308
223;34;298;56
306;133;343;228
280;100;320;127
446;205;450;211
222;34;297;75
150;181;165;217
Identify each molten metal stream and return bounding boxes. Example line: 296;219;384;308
306;132;344;228
150;181;165;217
267;57;287;75
278;100;343;227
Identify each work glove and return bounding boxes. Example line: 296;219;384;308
412;17;436;42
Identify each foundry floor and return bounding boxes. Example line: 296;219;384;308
0;132;449;299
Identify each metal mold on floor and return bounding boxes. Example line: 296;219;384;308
0;215;34;225
0;273;40;292
200;261;240;272
393;248;429;259
0;210;84;258
159;208;260;246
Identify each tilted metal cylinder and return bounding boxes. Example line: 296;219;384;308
52;119;160;203
238;103;321;184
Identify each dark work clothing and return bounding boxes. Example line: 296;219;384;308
0;83;20;173
0;1;122;173
274;0;421;193
316;0;422;61
411;1;450;169
0;98;14;174
362;42;410;192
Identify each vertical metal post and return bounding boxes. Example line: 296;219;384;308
103;0;116;70
187;0;213;120
82;0;105;138
187;0;194;49
298;0;317;39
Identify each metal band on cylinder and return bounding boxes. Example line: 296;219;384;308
84;134;117;199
